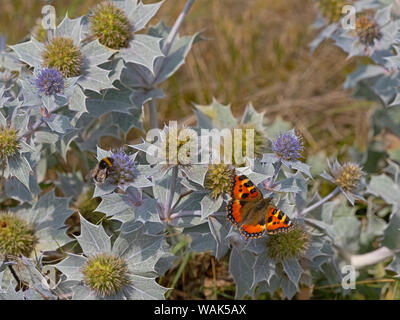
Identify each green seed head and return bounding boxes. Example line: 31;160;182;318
204;164;235;198
42;37;83;77
0;213;38;258
90;1;132;49
266;225;310;261
334;162;364;192
318;0;351;23
82;253;131;297
0;127;20;159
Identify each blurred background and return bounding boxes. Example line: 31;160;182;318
0;0;372;158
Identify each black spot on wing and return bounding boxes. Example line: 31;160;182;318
244;181;253;188
283;216;290;225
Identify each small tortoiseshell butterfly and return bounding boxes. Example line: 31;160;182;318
226;174;294;239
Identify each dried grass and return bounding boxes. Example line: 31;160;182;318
0;0;372;155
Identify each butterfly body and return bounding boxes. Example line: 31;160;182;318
227;174;294;239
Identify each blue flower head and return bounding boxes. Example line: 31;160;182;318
110;148;136;188
271;130;304;162
35;68;64;96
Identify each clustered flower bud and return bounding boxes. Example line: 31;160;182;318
35;68;64;96
82;253;131;296
318;0;351;23
109;149;136;188
204;164;235;198
90;1;132;49
266;225;310;261
356;13;382;46
333;162;364;192
42;37;83;77
0;126;20;159
271;130;304;162
0;213;38;258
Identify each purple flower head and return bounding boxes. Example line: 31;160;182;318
35;68;64;96
271;130;304;162
110;148;136;188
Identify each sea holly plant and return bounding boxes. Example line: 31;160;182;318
0;191;73;297
0;95;38;198
0;0;400;301
333;4;398;58
11;14;115;95
309;0;379;52
54;216;168;300
86;0;165;71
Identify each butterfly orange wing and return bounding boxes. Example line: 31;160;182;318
265;207;294;234
226;199;242;225
230;174;262;201
227;174;294;239
227;174;262;227
238;221;266;239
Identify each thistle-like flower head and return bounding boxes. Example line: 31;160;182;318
42;37;83;77
271;130;304;162
356;12;382;46
266;224;310;261
109;148;136;188
321;159;365;205
0;126;20;159
82;253;131;297
204;164;235;198
332;161;364;192
0;212;38;258
90;1;133;49
35;68;64;96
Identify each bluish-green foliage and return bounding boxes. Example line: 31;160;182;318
0;0;399;300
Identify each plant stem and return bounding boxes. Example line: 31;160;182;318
162;0;196;56
170;211;202;220
165;252;191;299
315;277;396;290
301;187;340;216
152;0;195;77
22;105;62;139
166;166;179;218
170;190;194;213
148;98;158;129
0;159;6;192
147;0;195;130
349;247;396;269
